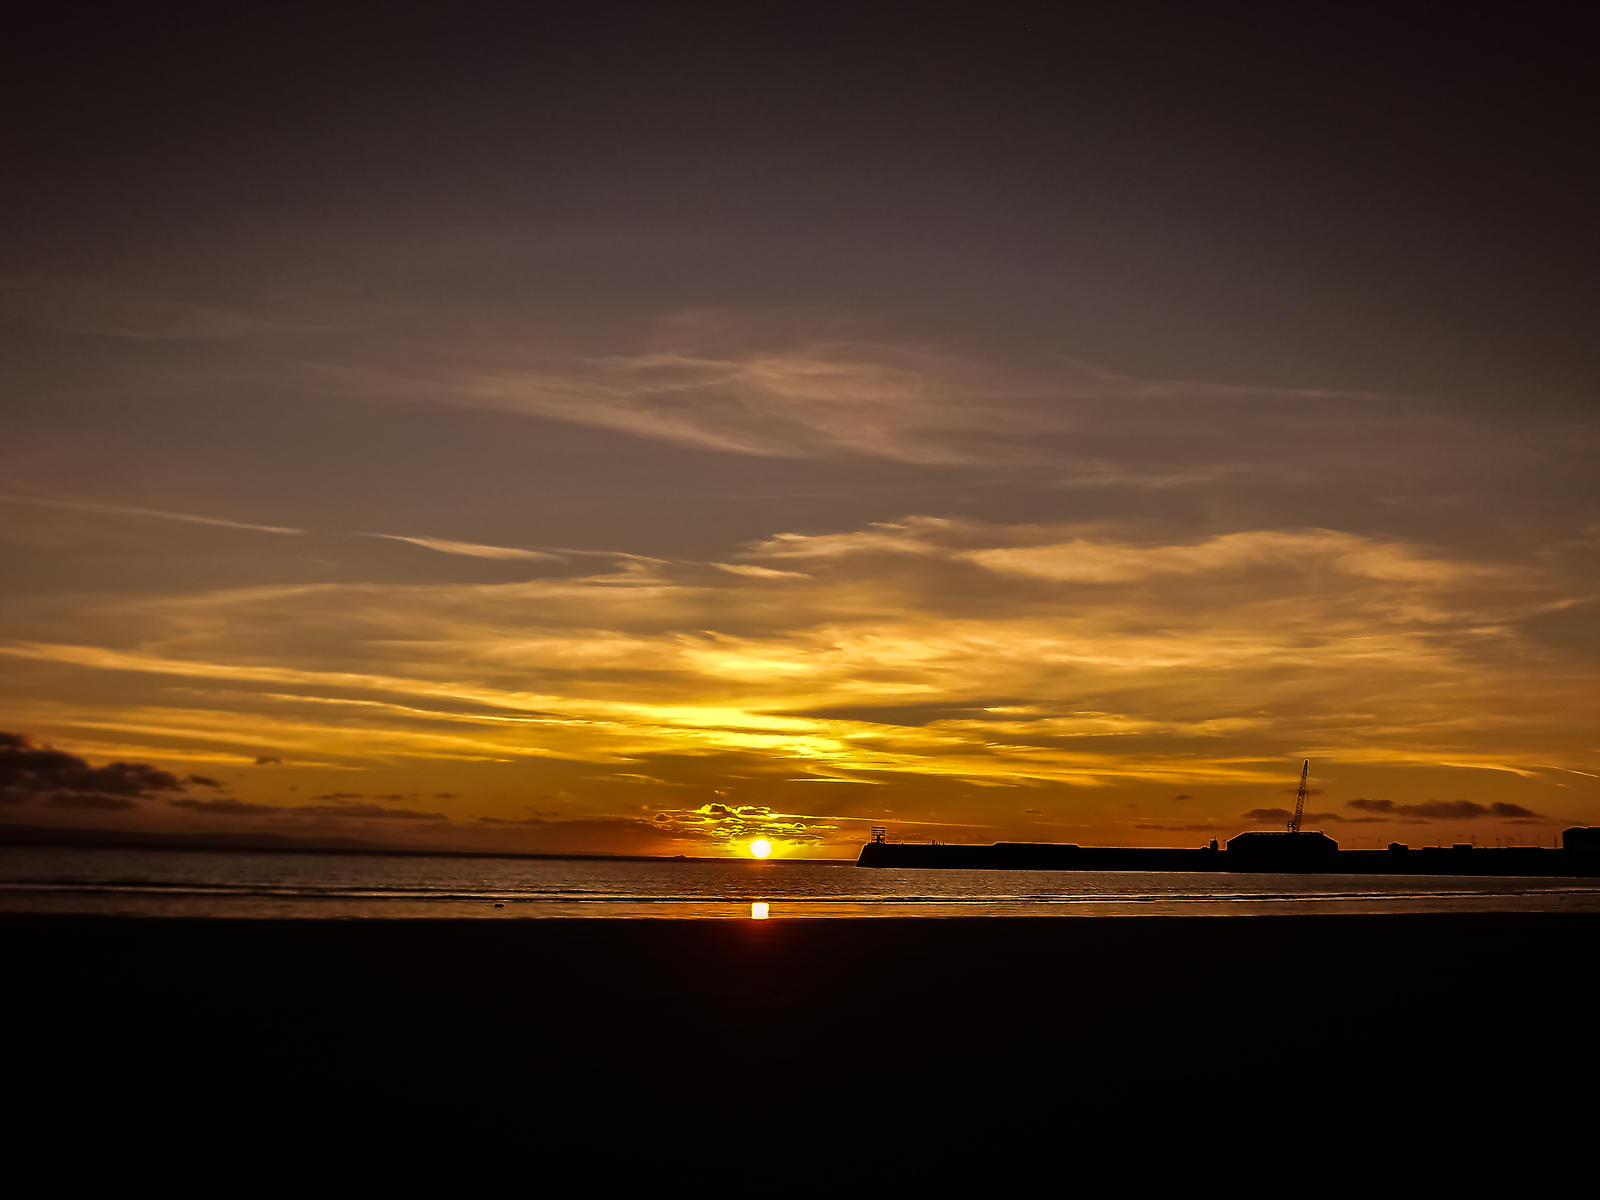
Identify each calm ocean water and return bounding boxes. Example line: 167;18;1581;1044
3;843;1600;917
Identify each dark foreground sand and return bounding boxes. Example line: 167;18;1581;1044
8;913;1594;1165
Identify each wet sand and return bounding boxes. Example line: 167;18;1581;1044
8;912;1593;1152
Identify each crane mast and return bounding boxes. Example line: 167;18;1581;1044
1289;760;1310;834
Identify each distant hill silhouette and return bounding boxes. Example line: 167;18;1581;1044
0;822;392;855
0;822;833;864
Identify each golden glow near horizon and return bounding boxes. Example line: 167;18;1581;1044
1;500;1595;856
749;838;773;859
1;333;1596;859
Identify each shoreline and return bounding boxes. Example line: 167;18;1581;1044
7;890;1600;919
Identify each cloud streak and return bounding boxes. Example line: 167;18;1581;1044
0;491;308;537
0;489;578;565
1346;798;1543;821
359;533;559;562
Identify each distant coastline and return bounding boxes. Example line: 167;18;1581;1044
0;823;850;865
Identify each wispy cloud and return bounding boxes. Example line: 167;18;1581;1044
710;562;812;579
306;309;1425;474
1;489;571;565
965;529;1495;585
0;491;308;537
445;339;1064;465
360;533;559;561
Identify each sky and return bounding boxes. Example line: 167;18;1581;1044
2;6;1596;856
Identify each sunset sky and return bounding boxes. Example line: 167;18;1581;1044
2;8;1595;856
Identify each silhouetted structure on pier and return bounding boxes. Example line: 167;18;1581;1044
1563;827;1600;854
1225;829;1340;868
857;769;1600;878
857;834;1600;877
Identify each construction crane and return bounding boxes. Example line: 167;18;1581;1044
1288;760;1310;834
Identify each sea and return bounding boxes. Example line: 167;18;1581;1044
4;843;1600;918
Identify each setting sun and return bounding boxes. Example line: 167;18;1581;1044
749;838;772;859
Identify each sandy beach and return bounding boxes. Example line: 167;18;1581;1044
10;912;1594;1143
